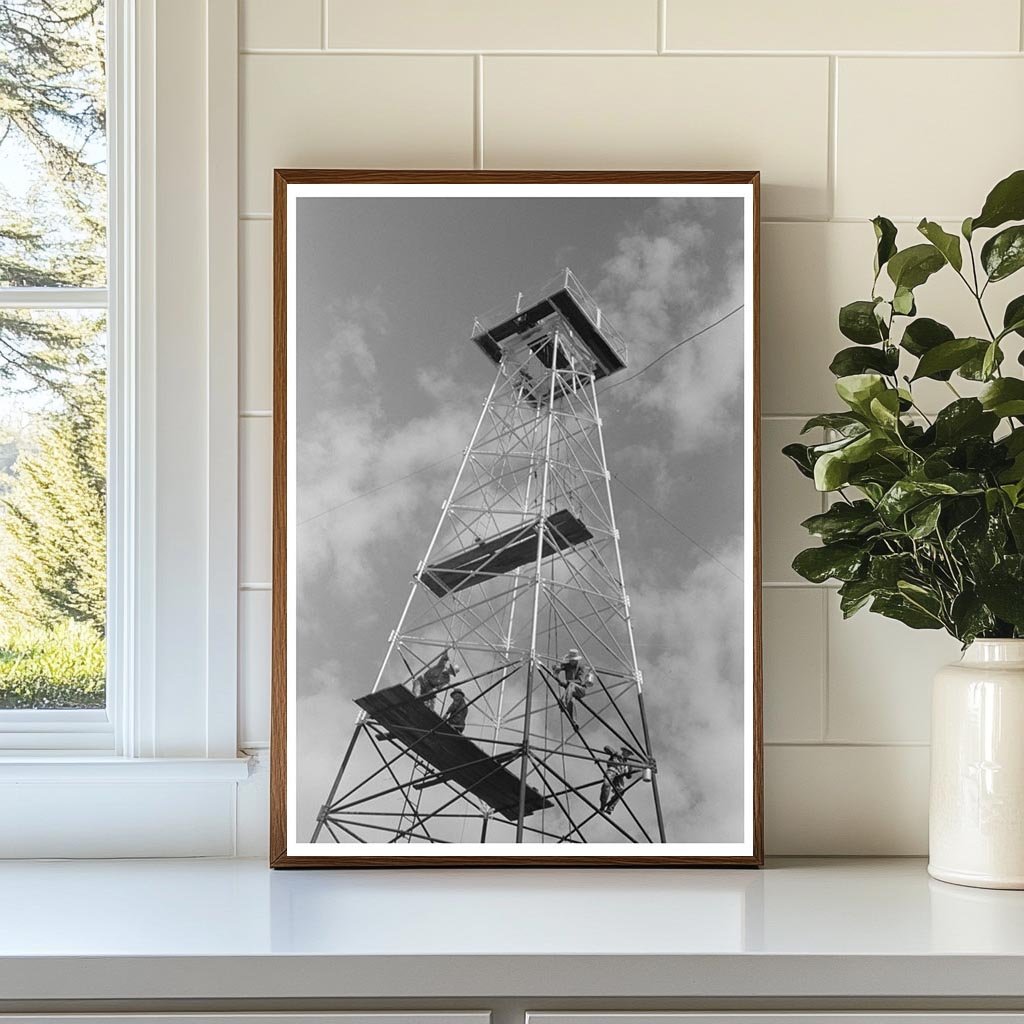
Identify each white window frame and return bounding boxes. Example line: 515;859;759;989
0;0;249;856
0;9;116;751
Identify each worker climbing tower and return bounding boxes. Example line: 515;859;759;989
311;270;667;845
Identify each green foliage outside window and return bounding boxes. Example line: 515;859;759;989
785;170;1024;645
0;1;107;708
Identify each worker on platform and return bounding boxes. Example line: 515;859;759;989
600;745;637;814
417;650;459;711
557;648;592;726
445;688;468;734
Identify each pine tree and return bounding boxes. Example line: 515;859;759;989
0;0;106;393
0;370;105;633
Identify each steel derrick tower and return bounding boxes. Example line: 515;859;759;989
312;270;666;845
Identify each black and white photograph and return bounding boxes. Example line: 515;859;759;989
274;172;761;865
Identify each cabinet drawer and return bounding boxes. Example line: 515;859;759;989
528;1016;1024;1024
0;1016;489;1024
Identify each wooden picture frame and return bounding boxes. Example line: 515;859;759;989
271;170;762;867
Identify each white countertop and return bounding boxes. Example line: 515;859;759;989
2;857;1024;1002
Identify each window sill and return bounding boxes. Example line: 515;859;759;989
0;754;252;783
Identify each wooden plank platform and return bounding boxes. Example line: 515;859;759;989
471;287;627;380
421;509;592;598
355;684;551;820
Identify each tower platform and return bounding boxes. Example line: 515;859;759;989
471;270;628;381
355;684;552;820
420;509;592;597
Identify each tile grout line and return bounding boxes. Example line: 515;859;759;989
827;55;838;220
763;581;840;589
766;740;931;748
237;213;965;226
1021;0;1024;51
819;429;832;741
321;0;328;50
474;55;484;169
237;47;1024;57
657;0;666;53
820;587;830;742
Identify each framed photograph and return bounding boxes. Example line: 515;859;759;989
271;170;762;867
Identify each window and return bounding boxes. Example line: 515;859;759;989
0;2;109;728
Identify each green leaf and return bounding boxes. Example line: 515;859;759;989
800;413;865;435
971;169;1024;232
835;373;887;413
829;345;899;378
976;575;1024;629
959;344;1004;381
887;243;946;291
792;543;866;584
917;219;963;272
868;389;902;430
962;216;974;241
782;442;814;479
871;594;943;630
1003;295;1024;339
908;500;942;540
1009;508;1024;546
838;578;881;618
892;286;916;316
981;225;1024;282
814;450;851;491
877;479;957;524
845;432;888;466
933;398;999;445
800;501;879;543
872;216;898;277
868;552;915;587
900;318;955;376
808;433;866;456
911;337;987;381
839;300;887;345
950;593;995;644
980;378;1024;418
982;341;1001;381
1006;427;1024;456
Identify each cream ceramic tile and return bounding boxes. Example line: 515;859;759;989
239;589;272;746
666;0;1020;52
826;599;961;743
482;56;830;220
240;220;272;412
836;58;1024;221
762;221;1023;416
328;0;657;51
240;55;474;213
241;0;321;50
763;588;825;743
240;416;273;586
761;418;824;584
765;744;929;854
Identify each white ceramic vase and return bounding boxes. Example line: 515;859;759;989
929;639;1024;889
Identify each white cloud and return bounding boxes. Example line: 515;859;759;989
630;538;745;842
296;302;478;641
597;201;744;452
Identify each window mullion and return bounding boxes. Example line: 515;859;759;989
0;287;108;310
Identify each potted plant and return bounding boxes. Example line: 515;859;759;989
785;169;1024;889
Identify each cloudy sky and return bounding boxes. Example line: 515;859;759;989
294;194;747;844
